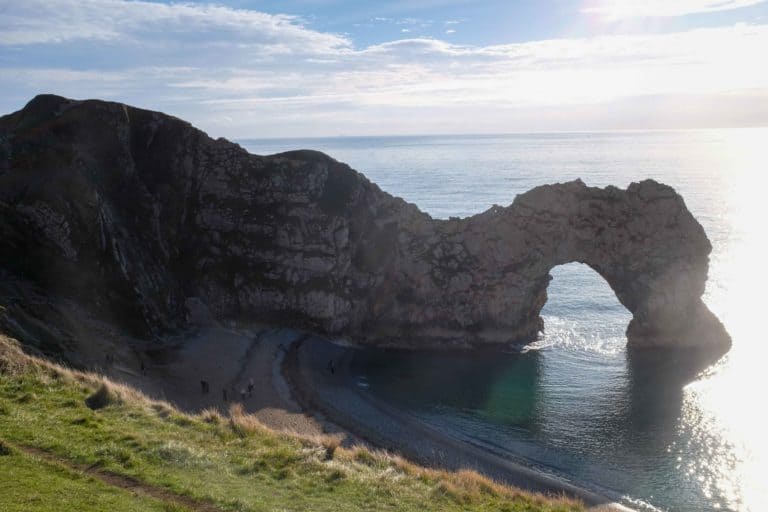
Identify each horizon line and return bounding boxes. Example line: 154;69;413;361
235;125;768;142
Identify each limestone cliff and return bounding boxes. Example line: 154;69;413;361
0;95;730;354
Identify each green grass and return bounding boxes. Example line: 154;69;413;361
0;336;582;512
0;448;188;512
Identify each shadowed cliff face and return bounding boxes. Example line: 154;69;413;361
0;95;730;353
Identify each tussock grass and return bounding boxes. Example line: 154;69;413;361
228;402;273;437
0;439;13;456
0;334;583;512
321;435;341;460
198;407;223;424
85;383;119;410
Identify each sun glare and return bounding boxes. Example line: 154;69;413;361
681;127;768;512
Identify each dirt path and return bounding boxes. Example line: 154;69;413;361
4;439;224;512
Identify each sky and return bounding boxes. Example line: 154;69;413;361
1;0;767;137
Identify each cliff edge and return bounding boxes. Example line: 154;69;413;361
0;95;730;354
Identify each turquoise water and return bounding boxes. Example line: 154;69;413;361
241;130;768;512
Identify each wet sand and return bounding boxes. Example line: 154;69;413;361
106;325;631;511
285;335;633;511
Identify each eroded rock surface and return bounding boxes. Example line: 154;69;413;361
0;95;730;353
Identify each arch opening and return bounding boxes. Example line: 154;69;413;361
537;262;632;352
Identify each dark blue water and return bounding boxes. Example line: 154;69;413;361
241;130;768;511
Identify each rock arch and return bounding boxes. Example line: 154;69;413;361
0;95;730;354
357;179;730;351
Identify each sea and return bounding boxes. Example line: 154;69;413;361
240;129;768;512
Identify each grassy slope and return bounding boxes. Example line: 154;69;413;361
0;336;582;512
0;449;186;512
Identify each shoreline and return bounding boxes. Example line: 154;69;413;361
284;335;635;512
114;324;634;511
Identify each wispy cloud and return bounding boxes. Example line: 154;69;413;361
0;0;350;54
1;0;767;136
583;0;766;21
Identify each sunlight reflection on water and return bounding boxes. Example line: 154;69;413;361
243;128;768;511
687;128;768;512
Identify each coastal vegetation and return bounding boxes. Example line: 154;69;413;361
0;335;582;512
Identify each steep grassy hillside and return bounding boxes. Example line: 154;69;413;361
0;447;185;512
0;335;581;512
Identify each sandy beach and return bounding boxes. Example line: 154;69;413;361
105;325;340;439
101;324;631;511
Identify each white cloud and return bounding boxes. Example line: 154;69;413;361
583;0;766;21
0;0;350;55
1;0;767;136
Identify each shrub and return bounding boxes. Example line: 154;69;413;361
85;383;118;410
0;440;12;456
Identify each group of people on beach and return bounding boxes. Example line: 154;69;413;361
200;377;255;404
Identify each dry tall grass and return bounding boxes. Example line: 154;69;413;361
0;335;181;417
0;334;582;510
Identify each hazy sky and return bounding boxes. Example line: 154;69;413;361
1;0;767;137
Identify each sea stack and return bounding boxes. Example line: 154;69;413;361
0;95;730;353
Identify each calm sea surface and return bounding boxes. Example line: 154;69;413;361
240;130;768;512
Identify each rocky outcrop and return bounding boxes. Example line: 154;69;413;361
0;95;730;353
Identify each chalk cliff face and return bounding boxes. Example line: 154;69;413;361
0;95;730;353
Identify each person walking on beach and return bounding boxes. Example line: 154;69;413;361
201;380;209;394
328;359;335;375
247;378;254;397
140;360;146;376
